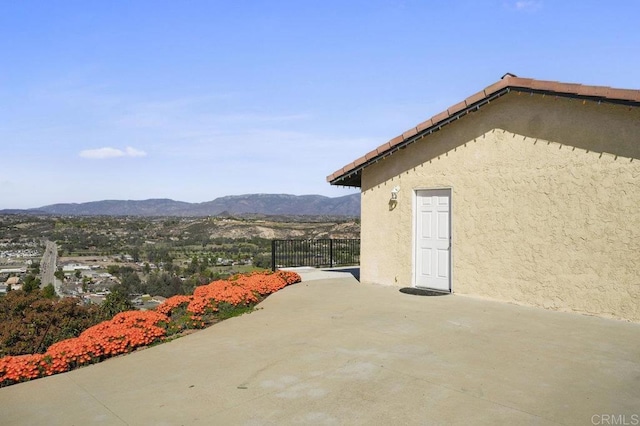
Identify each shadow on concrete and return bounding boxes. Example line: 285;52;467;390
322;267;360;281
399;287;450;296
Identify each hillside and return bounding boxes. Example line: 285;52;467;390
8;193;361;217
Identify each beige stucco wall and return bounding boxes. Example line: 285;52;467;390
360;93;640;321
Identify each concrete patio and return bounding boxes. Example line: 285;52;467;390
1;268;638;425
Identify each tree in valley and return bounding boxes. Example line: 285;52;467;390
54;268;65;282
22;274;41;293
145;271;183;298
130;246;140;262
42;283;56;299
100;289;134;319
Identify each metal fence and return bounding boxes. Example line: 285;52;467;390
271;239;360;271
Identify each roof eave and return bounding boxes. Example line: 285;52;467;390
327;76;640;187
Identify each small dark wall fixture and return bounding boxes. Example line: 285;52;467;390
389;185;400;210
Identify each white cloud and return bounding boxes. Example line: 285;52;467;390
124;146;147;157
503;0;541;11
513;1;541;11
79;146;147;159
79;147;123;159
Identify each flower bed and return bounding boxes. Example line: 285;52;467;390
0;270;300;387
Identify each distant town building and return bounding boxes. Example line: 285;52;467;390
0;268;27;274
6;276;20;286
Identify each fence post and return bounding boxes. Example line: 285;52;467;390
329;239;334;268
271;240;276;272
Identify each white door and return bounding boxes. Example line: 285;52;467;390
415;189;451;292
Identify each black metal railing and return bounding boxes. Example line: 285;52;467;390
271;239;360;271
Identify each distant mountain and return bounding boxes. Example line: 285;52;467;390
36;199;194;217
3;194;361;217
192;194;360;216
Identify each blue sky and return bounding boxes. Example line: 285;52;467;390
1;1;638;209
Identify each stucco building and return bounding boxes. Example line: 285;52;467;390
328;74;640;321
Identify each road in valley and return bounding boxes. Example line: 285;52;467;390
40;240;62;296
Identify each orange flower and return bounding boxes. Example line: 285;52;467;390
1;271;301;388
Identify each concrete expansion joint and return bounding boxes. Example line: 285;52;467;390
67;375;129;425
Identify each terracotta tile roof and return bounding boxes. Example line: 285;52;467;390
327;74;640;187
